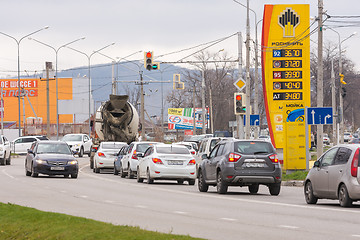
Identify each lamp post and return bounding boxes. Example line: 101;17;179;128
326;28;357;143
67;42;115;136
28;37;85;139
0;26;49;137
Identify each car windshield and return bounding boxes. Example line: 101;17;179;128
136;143;155;153
62;135;82;141
101;143;125;149
37;136;49;140
157;146;190;154
234;141;274;155
36;143;72;155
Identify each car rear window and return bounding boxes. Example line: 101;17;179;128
234;141;274;155
102;143;126;149
37;136;49;140
156;146;190;154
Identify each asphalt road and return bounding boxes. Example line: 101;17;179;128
1;156;360;240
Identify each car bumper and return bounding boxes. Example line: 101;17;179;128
96;158;115;169
150;165;197;180
34;164;78;175
0;151;5;158
222;167;282;185
347;178;360;200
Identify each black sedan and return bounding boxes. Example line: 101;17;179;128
25;141;79;178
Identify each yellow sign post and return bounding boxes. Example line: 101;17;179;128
261;4;310;170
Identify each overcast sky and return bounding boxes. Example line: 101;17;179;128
0;0;359;78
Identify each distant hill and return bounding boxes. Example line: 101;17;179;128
59;61;187;122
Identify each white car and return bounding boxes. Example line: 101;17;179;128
323;134;330;145
173;142;197;155
258;135;271;142
93;142;127;173
137;144;197;185
0;135;11;165
62;134;92;157
344;133;353;143
120;141;159;178
12;135;49;154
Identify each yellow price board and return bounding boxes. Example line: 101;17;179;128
261;4;310;170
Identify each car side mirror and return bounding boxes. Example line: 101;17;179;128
27;149;34;155
201;154;208;160
313;161;320;168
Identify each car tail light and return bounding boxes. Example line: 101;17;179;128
132;150;138;160
269;154;279;163
152;158;163;164
98;152;105;157
351;148;359;177
228;153;241;162
191;151;196;155
188;159;196;165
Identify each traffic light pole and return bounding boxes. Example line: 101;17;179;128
140;71;145;140
245;0;251;139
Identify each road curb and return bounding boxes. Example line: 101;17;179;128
282;180;304;187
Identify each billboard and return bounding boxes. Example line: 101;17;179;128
168;108;209;130
262;4;310;169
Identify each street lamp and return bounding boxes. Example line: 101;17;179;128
28;36;85;139
0;26;49;137
66;42;115;136
326;27;357;143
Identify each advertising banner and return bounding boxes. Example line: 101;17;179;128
168;108;209;130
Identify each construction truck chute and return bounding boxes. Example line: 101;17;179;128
90;95;139;169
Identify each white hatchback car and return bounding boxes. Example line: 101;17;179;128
93;142;127;173
62;134;92;157
12;135;49;154
137;144;197;185
0;135;11;165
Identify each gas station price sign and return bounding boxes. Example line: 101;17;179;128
262;4;310;170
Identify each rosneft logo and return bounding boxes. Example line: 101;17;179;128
278;8;300;38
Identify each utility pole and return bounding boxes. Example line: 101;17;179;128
45;62;52;138
331;60;337;144
140;71;145;139
237;32;244;139
192;84;197;135
111;61;116;94
201;70;206;134
339;38;344;144
317;0;324;157
245;0;251;139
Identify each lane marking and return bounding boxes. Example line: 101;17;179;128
79;164;360;214
1;169;15;179
80;195;88;198
279;225;299;229
352;235;360;238
104;200;115;203
220;218;237;221
173;211;187;215
136;205;148;209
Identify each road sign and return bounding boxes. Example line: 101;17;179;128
307;107;333;125
243;114;260;126
234;78;245;91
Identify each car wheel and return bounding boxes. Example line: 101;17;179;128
269;183;281;196
198;170;209;192
137;168;144;183
248;184;259;194
0;157;5;166
177;180;184;185
339;184;353;207
304;181;318;204
146;168;153;184
114;165;119;175
127;165;134;179
120;167;126;178
5;153;11;165
31;164;38;177
94;165;100;174
188;179;195;185
78;147;84;157
216;171;228;194
71;173;78;179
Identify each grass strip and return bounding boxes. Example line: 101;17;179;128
282;171;308;181
0;203;203;240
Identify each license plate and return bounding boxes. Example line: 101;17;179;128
50;166;65;171
167;160;183;165
245;163;265;168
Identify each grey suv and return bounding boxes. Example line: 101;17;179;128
198;139;282;195
304;144;360;207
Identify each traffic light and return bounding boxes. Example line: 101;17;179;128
144;51;160;71
144;51;153;70
234;93;246;115
341;87;347;98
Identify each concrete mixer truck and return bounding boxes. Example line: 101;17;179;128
89;94;139;169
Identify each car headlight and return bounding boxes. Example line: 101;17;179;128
0;147;3;151
68;160;78;165
74;143;81;148
36;159;47;164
